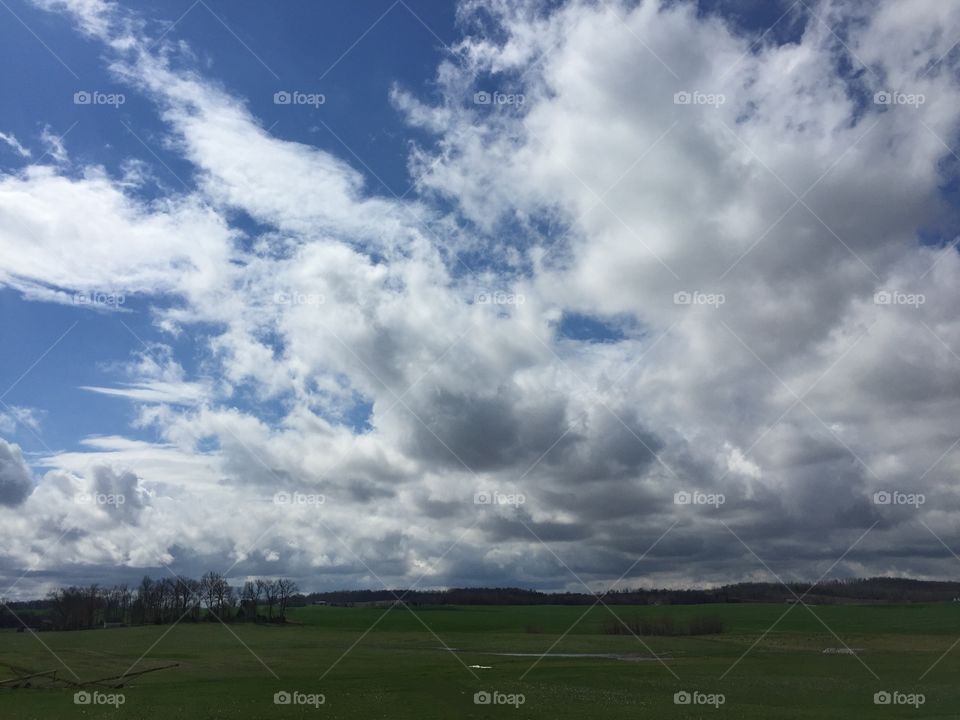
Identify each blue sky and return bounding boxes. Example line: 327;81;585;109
0;0;462;459
1;0;959;596
0;0;660;460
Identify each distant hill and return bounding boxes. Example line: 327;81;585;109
303;578;960;606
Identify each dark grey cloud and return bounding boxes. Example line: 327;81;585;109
0;439;33;507
406;386;568;471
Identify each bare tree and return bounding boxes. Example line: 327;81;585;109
199;572;231;619
276;579;299;621
157;578;176;623
262;579;278;620
186;577;201;620
240;581;257;620
252;578;263;614
84;584;101;628
135;576;154;624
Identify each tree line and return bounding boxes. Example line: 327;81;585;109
5;576;958;631
305;577;960;607
1;574;300;631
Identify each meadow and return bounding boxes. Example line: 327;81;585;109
1;603;959;718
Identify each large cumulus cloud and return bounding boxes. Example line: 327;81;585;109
0;0;958;597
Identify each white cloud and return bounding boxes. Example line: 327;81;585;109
0;131;30;158
1;0;959;595
39;125;68;164
0;406;43;434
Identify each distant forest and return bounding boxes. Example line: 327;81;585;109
302;577;960;607
3;577;959;632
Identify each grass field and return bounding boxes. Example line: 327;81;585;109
1;603;958;718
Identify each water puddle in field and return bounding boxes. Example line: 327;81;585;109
446;649;669;663
822;648;864;654
488;652;667;662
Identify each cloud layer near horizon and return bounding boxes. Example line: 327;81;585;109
1;0;960;598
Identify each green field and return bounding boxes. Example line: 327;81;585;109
1;603;958;718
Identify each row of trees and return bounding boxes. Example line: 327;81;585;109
304;578;960;607
36;574;300;631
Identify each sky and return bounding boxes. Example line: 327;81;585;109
0;0;959;599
